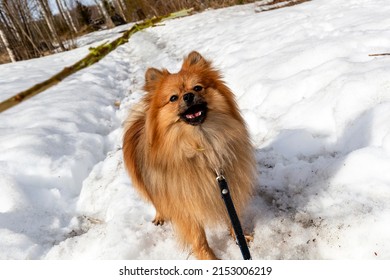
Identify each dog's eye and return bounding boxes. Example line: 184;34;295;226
169;95;179;102
193;85;203;92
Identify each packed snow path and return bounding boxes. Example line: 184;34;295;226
1;0;390;259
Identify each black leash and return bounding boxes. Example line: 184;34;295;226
216;171;252;260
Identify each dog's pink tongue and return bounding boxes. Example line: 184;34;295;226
186;111;202;119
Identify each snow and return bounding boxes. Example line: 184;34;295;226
1;0;390;260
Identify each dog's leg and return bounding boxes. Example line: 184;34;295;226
190;225;218;260
175;219;218;260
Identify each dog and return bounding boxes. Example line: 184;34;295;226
123;51;255;259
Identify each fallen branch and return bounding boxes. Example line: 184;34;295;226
0;9;193;113
255;0;311;12
369;53;390;57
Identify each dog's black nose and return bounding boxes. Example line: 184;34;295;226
183;92;194;105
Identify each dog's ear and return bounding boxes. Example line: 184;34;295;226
145;68;163;83
144;68;165;92
181;51;210;70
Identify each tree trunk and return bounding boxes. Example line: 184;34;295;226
0;27;17;62
56;0;78;33
37;0;66;51
115;0;129;22
55;0;70;32
96;0;115;28
63;0;80;30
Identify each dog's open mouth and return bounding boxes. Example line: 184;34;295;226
180;103;208;125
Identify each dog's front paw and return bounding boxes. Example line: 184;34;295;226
244;233;254;243
229;227;254;243
152;213;165;226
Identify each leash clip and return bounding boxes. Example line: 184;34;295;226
215;169;225;181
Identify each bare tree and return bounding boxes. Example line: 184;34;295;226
36;0;66;51
0;24;16;62
2;0;42;59
114;0;129;22
95;0;115;28
55;0;77;33
0;0;75;62
63;0;81;30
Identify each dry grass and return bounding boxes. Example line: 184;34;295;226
0;52;11;64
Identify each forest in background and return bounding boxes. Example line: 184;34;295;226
0;0;259;64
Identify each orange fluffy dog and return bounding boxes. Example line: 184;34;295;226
123;51;255;260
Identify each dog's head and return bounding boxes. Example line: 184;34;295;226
143;51;244;147
146;67;209;126
144;51;242;127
